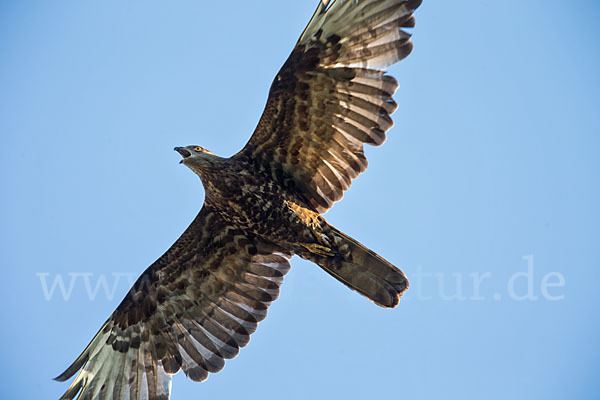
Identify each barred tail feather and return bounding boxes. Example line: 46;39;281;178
307;225;408;308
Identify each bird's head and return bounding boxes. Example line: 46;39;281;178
174;145;218;174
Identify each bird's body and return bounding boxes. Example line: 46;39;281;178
57;1;422;398
188;154;316;242
178;147;407;307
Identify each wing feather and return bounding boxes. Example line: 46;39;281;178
237;0;421;213
56;206;291;399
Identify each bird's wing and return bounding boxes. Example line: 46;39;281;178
235;0;421;213
56;205;291;400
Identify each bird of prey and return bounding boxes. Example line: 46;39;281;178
56;0;422;399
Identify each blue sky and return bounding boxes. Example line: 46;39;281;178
1;1;599;399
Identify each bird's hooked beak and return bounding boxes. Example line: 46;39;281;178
174;147;191;163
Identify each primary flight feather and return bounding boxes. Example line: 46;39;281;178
56;0;422;398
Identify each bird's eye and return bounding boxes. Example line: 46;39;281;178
194;147;202;152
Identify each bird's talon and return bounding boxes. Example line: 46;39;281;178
301;243;336;257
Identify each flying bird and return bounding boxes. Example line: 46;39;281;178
56;0;422;398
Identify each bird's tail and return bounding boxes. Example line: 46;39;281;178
300;224;408;308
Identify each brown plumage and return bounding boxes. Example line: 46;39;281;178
56;1;422;399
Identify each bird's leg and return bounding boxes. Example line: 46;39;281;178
286;200;337;257
301;223;337;257
299;243;336;257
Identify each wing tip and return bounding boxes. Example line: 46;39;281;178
54;353;89;382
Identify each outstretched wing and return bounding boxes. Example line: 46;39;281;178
236;0;421;213
56;206;290;400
